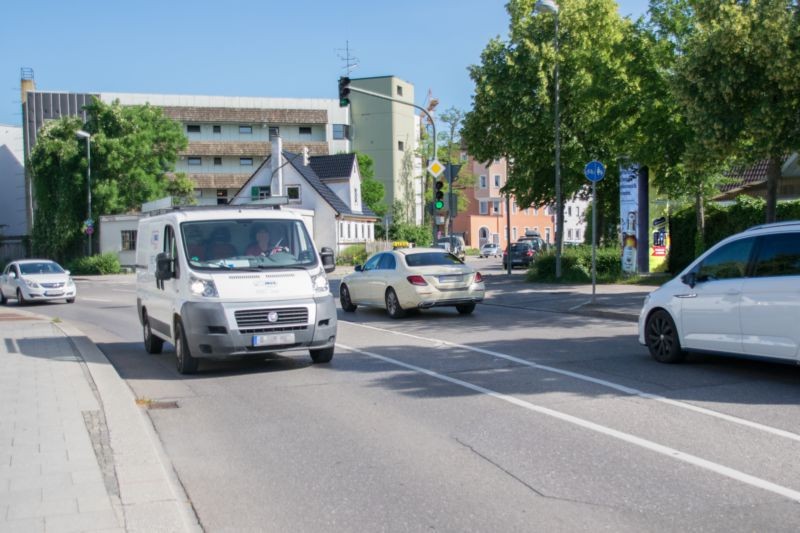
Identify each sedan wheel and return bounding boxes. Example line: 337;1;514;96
16;288;26;306
339;284;357;312
0;289;6;305
645;310;686;364
456;303;476;315
385;288;406;319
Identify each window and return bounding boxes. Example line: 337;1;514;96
567;229;573;240
216;189;228;205
396;85;403;97
512;227;518;240
213;157;222;166
576;229;581;240
269;126;280;140
479;201;488;215
696;237;755;282
121;230;137;251
575;207;580;217
479;175;487;188
568;206;573;216
333;124;350;140
251;186;270;200
493;200;501;214
187;157;202;166
398;141;404;151
240;158;253;166
299;126;312;135
363;254;381;271
186;124;201;133
213;125;221;134
512;202;517;214
379;253;397;270
494;175;501;187
239;125;252;134
752;233;800;277
287;185;300;203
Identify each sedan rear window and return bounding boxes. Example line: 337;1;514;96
404;252;462;267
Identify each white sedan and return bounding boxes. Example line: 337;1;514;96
339;248;485;318
0;259;77;305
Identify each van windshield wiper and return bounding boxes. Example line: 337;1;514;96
254;264;310;270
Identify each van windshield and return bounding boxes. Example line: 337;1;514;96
181;219;318;270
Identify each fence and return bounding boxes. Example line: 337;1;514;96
0;235;31;263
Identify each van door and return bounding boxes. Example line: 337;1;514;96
740;232;800;360
149;224;181;339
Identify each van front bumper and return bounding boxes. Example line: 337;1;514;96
180;295;337;359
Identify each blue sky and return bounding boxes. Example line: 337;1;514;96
0;0;648;127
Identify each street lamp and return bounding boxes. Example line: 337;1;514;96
534;0;563;279
76;130;92;255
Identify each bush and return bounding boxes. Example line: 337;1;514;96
336;244;368;266
465;247;480;256
67;253;122;275
527;245;622;283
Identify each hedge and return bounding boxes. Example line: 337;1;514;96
527;245;623;283
67;253;122;275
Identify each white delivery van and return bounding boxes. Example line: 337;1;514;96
135;206;337;374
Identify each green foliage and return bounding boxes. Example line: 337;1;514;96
30;98;187;262
389;222;432;247
527;245;623;283
336;244;368;266
668;196;800;273
356;152;387;217
67;253;122;275
465;247;480;256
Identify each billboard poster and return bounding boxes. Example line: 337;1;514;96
649;180;670;272
619;164;639;274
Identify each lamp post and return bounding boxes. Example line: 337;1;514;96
76;130;92;255
534;0;563;279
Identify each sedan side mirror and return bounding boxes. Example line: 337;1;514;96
681;272;696;288
155;253;174;281
319;247;335;274
354;265;363;272
9;272;16;279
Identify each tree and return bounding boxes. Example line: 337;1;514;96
462;0;640;251
674;0;800;223
30;98;190;260
356;152;386;217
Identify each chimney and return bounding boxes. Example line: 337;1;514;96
271;136;283;197
302;146;309;166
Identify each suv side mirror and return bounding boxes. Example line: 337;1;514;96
681;272;696;288
319;247;335;273
155;253;174;281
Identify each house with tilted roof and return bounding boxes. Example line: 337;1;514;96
714;154;800;202
230;138;377;253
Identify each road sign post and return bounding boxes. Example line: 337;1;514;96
584;160;605;304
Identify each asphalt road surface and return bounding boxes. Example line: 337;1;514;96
22;273;800;532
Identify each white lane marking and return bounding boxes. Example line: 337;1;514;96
79;297;113;302
343;321;800;443
337;342;800;504
112;289;136;293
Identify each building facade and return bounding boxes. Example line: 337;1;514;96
0;124;26;238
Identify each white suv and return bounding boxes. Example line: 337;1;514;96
639;221;800;364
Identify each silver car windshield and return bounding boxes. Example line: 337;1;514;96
181;219;318;270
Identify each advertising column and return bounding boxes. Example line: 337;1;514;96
619;164;639;274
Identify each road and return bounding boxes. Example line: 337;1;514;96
22;261;800;532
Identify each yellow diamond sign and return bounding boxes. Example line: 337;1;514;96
427;159;445;177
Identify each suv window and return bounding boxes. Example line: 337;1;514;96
696;237;755;282
753;232;800;277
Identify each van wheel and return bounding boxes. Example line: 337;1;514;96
339;284;357;312
174;319;199;374
310;346;334;364
645;310;686;364
142;310;164;354
385;288;406;319
456;303;476;315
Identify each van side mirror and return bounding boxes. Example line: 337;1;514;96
681;272;696;288
155;253;174;281
319;247;335;273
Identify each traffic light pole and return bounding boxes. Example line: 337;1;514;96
345;86;437;242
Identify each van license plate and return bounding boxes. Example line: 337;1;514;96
252;333;295;347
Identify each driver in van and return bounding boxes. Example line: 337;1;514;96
246;224;289;256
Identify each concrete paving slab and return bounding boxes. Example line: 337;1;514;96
0;516;44;533
43;509;120;533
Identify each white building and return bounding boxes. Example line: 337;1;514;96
0;124;26;237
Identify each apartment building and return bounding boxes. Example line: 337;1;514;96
451;156;588;249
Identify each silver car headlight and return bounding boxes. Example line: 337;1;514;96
189;275;218;297
311;269;330;295
21;278;40;289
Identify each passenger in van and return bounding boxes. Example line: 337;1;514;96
205;227;237;260
246;224;288;256
185;227;205;261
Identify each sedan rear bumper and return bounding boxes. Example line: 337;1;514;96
417;296;484;309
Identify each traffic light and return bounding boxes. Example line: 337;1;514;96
338;77;351;107
434;180;445;210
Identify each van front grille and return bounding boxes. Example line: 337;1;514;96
235;307;309;329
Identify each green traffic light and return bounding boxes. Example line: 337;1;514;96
435;200;444;210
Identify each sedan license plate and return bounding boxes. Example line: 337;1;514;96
438;275;462;283
252;333;295;347
45;291;64;296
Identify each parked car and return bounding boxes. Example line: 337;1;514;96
435;235;466;260
517;234;546;251
0;259;77;304
639;221;800;365
339;247;485;318
503;242;537;269
479;243;500;258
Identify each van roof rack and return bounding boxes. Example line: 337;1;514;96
142;200;289;218
745;220;800;232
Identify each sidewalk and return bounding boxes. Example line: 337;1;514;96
0;308;200;533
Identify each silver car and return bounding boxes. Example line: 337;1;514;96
1;259;77;304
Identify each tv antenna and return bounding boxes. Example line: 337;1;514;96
336;41;359;76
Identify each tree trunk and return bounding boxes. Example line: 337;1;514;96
695;189;705;256
765;156;780;223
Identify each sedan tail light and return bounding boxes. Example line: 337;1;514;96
407;275;428;286
526;250;534;257
475;272;483;283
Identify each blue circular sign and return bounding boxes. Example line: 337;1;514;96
584;160;605;182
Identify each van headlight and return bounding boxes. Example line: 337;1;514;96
190;275;218;297
311;270;329;295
